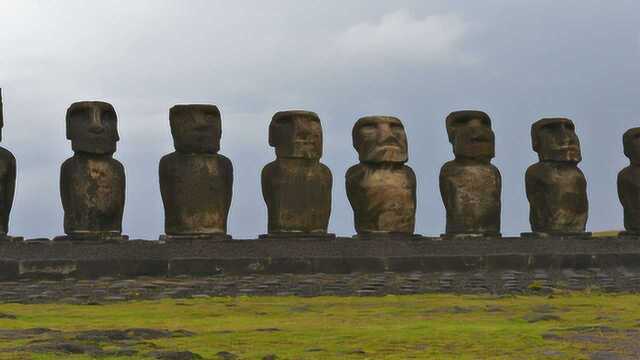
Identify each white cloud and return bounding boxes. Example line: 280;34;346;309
335;10;467;64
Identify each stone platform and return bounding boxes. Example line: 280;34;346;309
0;236;638;280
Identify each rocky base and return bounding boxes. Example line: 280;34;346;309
0;236;639;282
0;267;637;303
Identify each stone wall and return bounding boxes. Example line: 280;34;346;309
0;236;638;280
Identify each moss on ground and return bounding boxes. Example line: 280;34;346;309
0;292;637;359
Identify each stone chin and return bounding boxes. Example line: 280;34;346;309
275;143;322;160
454;143;495;161
71;140;117;155
540;147;582;163
174;143;219;155
359;146;407;163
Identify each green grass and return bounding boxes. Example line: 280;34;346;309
0;293;638;359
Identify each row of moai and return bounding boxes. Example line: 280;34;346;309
1;90;640;241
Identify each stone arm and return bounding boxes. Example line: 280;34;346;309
525;165;546;231
439;163;453;214
158;155;171;215
345;165;361;231
406;165;417;212
261;161;275;214
576;166;589;211
220;155;233;218
114;160;126;230
59;158;72;221
617;169;628;210
493;164;503;200
2;152;15;232
320;162;333;209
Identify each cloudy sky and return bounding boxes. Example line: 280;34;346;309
1;0;639;239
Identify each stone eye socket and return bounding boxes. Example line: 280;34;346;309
102;110;116;123
69;108;87;120
391;122;404;133
360;123;377;132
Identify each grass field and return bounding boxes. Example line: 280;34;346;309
0;292;637;359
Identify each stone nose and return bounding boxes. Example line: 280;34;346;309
88;109;105;134
558;125;574;144
293;119;312;138
378;123;398;143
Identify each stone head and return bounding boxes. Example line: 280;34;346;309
170;104;221;154
446;110;494;161
66;101;119;154
352;116;408;163
269;110;322;159
623;127;640;164
531;118;581;163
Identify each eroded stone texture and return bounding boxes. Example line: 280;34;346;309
524;118;588;236
346;116;416;237
261;111;332;238
440;110;501;237
618;128;640;236
159;105;232;240
0;89;16;240
59;101;126;241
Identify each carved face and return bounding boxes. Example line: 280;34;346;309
532;118;581;163
66;101;119;154
269;111;322;159
170;105;221;154
446;111;494;161
353;116;408;163
624;128;640;163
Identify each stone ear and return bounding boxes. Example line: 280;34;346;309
531;126;540;153
268;120;278;147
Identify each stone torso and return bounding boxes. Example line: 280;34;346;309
160;152;233;235
440;160;501;235
346;163;416;234
60;154;125;235
262;159;332;233
526;162;588;233
0;147;16;234
618;165;640;233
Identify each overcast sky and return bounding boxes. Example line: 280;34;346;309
1;0;639;239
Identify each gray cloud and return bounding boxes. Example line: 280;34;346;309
1;0;639;239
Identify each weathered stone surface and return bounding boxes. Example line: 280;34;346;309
160;105;232;238
0;89;17;239
60;101;125;241
440;110;501;237
618;128;640;236
0;236;638;283
346;116;416;236
261;111;332;237
525;118;588;236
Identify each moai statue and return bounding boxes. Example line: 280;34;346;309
260;110;333;239
523;118;589;237
0;89;17;241
346;116;416;239
159;105;233;241
57;101;127;242
618;128;640;236
440;110;501;238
